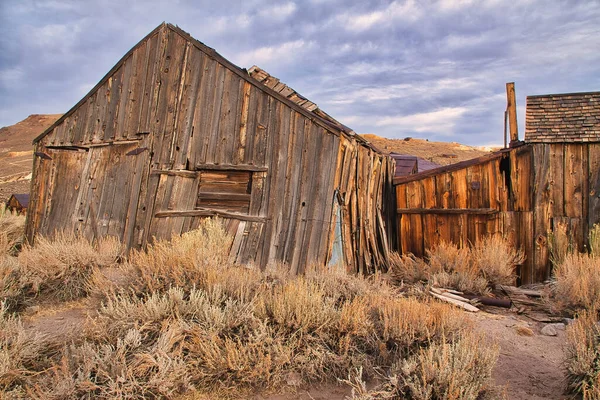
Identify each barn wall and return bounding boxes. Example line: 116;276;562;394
396;142;600;284
395;146;535;284
531;142;600;282
26;24;394;274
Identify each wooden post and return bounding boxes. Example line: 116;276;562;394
506;82;519;146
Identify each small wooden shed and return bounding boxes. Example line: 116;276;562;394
394;90;600;284
5;194;29;216
25;23;396;274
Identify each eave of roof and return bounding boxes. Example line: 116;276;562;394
392;144;528;185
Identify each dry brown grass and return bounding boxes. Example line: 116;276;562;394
565;308;600;400
552;253;600;313
471;236;524;286
390;237;523;294
346;332;500;399
0;301;57;395
0;206;25;256
548;221;574;267
589;224;600;258
0;233;122;312
0;219;500;398
127;218;233;293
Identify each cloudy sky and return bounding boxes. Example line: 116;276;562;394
1;0;598;146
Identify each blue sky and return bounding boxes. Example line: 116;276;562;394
1;0;598;146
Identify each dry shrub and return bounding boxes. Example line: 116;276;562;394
549;221;573;266
471;236;524;286
391;237;523;294
64;265;474;397
589;224;600;258
0;302;57;393
428;242;490;295
389;252;430;284
565;309;600;399
552;253;600;313
12;233;122;304
0;207;25;256
126;218;233;293
1;220;500;398
346;332;499;400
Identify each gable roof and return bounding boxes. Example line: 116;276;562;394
525;91;600;143
7;193;29;208
389;153;418;177
33;23;383;155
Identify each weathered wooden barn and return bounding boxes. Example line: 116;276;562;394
394;88;600;284
5;194;29;216
25;23;396;274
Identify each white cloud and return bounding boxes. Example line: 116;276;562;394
329;77;477;104
336;0;423;32
375;107;468;135
258;2;297;21
235;39;313;67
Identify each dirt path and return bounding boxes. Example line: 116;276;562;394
472;311;569;400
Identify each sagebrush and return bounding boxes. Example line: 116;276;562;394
565;308;600;400
0;218;501;399
391;236;524;294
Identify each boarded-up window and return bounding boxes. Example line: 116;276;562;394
197;170;252;213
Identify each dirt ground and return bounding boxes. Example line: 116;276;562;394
472;310;569;400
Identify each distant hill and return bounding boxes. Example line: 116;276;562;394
0;114;61;202
361;134;494;166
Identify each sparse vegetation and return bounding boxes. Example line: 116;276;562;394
0;218;501;399
552;253;600;313
565;308;600;400
390;236;524;294
346;332;499;399
0;205;25;256
1;232;122;312
553;225;600;399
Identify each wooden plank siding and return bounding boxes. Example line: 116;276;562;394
25;23;395;276
395;142;600;284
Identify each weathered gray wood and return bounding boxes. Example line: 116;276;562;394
154;209;266;222
194;163;268;172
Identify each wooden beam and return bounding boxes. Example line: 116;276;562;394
151;169;198;178
154;208;266;223
506;82;519;145
397;208;499;215
195;163;268;172
197;192;251;202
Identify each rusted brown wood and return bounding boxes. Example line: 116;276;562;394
506;82;519;144
589;144;600;228
397;208;499;215
532;143;551;283
393;149;509;185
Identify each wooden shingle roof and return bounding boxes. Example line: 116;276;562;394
525;91;600;143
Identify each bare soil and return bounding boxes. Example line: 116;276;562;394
472;310;570;400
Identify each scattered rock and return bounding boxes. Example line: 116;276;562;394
540;324;561;336
562;318;574;325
